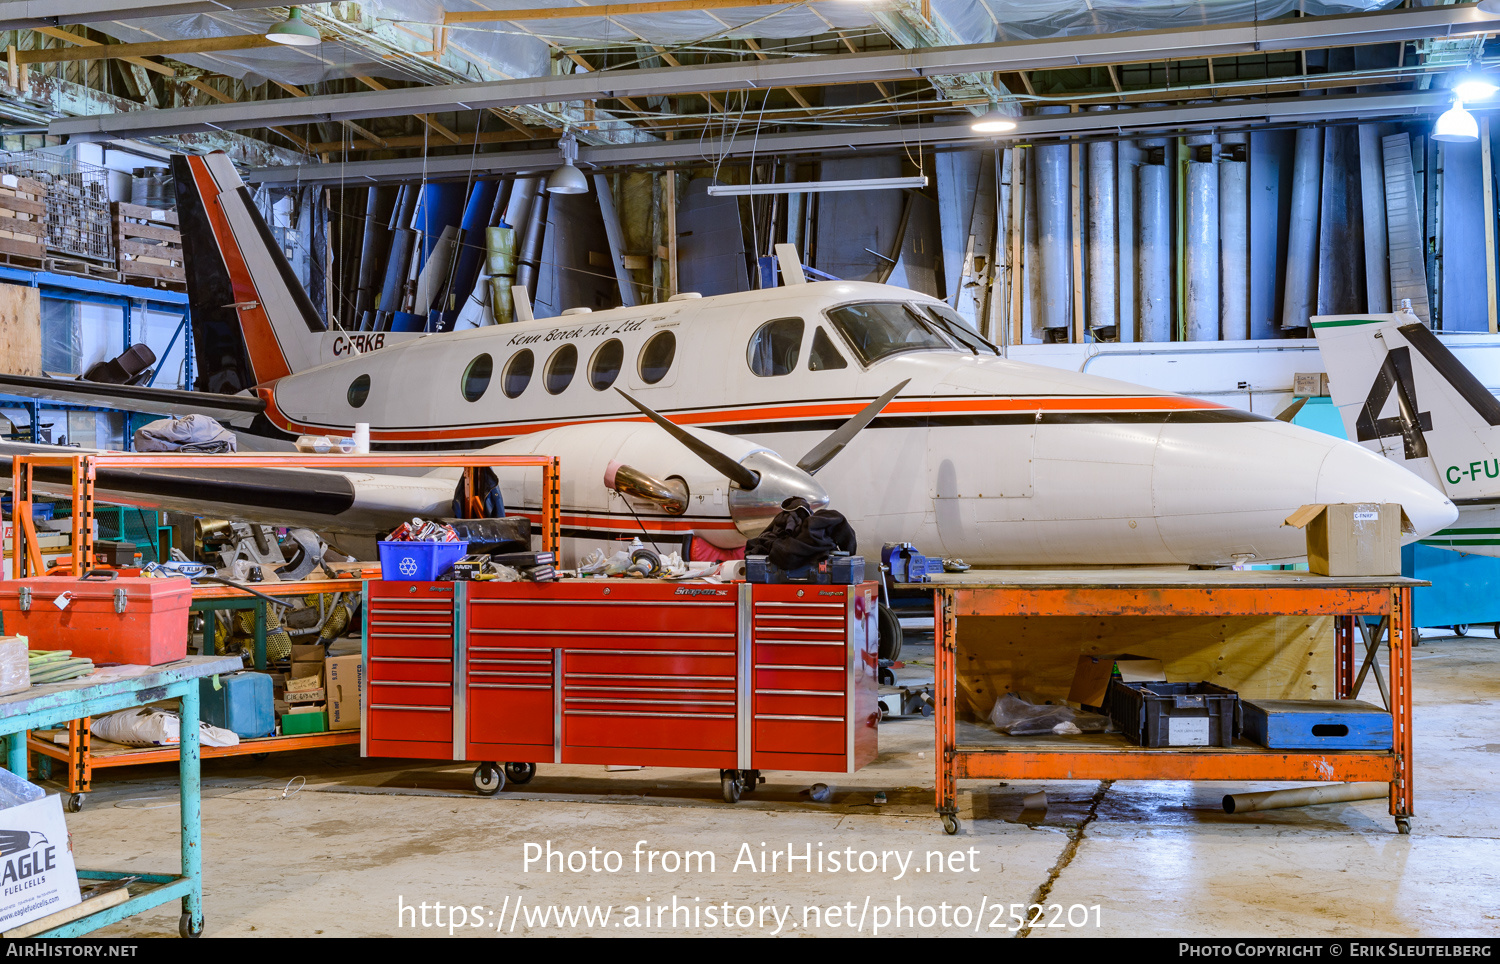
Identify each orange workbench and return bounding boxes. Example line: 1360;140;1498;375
929;569;1421;835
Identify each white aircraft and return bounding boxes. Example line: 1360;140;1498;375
1313;308;1500;556
0;154;1458;567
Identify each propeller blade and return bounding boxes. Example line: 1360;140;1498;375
1275;396;1309;423
615;389;761;490
796;379;911;475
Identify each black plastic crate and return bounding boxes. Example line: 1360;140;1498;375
1108;680;1239;748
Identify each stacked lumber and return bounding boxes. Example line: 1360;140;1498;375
0;174;47;265
112;201;185;289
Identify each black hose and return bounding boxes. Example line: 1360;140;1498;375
191;575;294;608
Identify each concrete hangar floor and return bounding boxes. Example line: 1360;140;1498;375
53;631;1500;939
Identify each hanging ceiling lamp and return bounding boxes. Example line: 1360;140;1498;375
971;100;1018;134
1453;72;1500;103
546;131;589;194
1433;99;1479;143
266;6;321;46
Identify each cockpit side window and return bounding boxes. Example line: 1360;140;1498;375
825;302;952;366
919;304;1000;355
747;317;805;377
808;326;848;371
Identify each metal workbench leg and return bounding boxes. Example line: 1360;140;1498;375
934;590;959;834
253;602;267;671
5;731;25;776
178;681;204;937
1335;616;1353;700
1391;588;1414;832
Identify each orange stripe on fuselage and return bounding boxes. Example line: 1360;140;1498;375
185;156;292;385
258;391;1228;443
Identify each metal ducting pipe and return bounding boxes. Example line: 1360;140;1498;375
514;186;550;300
1137;145;1172;343
1282;125;1324;329
1358;124;1392;313
1185;134;1219;341
1034;105;1072;336
1219;132;1250;341
1116;139;1141;342
1086;106;1117;338
1223;782;1387;814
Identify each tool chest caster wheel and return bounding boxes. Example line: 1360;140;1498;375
1395;815;1412;835
66;793;84;813
940;813;960;835
504;762;536;785
179;913;204;938
721;770;744;804
472;763;505;796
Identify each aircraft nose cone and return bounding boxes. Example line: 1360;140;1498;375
1314;442;1458;539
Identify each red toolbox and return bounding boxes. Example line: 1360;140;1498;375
0;573;193;665
362;579;880;800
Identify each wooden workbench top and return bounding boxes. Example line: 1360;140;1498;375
916;568;1428;591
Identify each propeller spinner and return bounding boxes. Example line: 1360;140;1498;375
614;381;909;537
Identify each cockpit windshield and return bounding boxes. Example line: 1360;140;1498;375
825;302;953;365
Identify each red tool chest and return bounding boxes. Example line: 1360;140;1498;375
362;579;879;797
0;574;193;665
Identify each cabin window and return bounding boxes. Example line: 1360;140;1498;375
589;339;624;391
918;304;1000;355
638;330;676;384
347;374;370;408
502;350;534;398
808;327;848;371
747;317;804;377
545;343;578;394
825;302;951;365
462;354;493;402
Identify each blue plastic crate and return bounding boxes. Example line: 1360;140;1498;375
1241;699;1391;750
1;496;54;521
378;540;469;581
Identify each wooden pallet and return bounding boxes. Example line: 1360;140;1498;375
44;256;121;282
0;174;47;264
112;200;184;285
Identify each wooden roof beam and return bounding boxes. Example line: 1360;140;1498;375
35;26;174;77
444;0;796;24
16;32;284;64
354;74;463;144
272;80;389;149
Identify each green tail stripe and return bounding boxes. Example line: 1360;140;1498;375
1310;317;1387;330
1433;527;1500;535
1420;538;1500;546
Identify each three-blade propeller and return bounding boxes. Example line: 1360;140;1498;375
616;379;910;490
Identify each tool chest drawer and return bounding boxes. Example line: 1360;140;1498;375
565;650;737;679
368;656;452;683
468;581;738;634
367;704;453;743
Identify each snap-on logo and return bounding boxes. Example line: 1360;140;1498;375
818;591;844;597
675;587;728;596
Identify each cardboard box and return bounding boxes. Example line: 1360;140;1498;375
285;674;322;694
1284;503;1409;576
290;644;324;665
1292;372;1330;397
1068;653;1167;708
0;795;82;932
284;704;323;715
325;654;363;731
284;688;325;704
289;662;323;682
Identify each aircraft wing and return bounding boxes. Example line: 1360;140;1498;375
0;441;459;535
0;373;264;423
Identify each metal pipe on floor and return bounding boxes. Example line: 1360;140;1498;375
1086;106;1117;338
1035;104;1071;336
1185;134;1219;341
1223;782;1387;813
1219;132;1250;340
1138;143;1172;342
1283;125;1324;328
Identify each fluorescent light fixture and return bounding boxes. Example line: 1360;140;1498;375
972;99;1018;133
706;176;928;196
1433;99;1479;142
267;6;320;46
1454;73;1499;102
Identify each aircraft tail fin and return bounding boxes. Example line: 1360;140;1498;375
171;153;325;392
1313;310;1500;500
